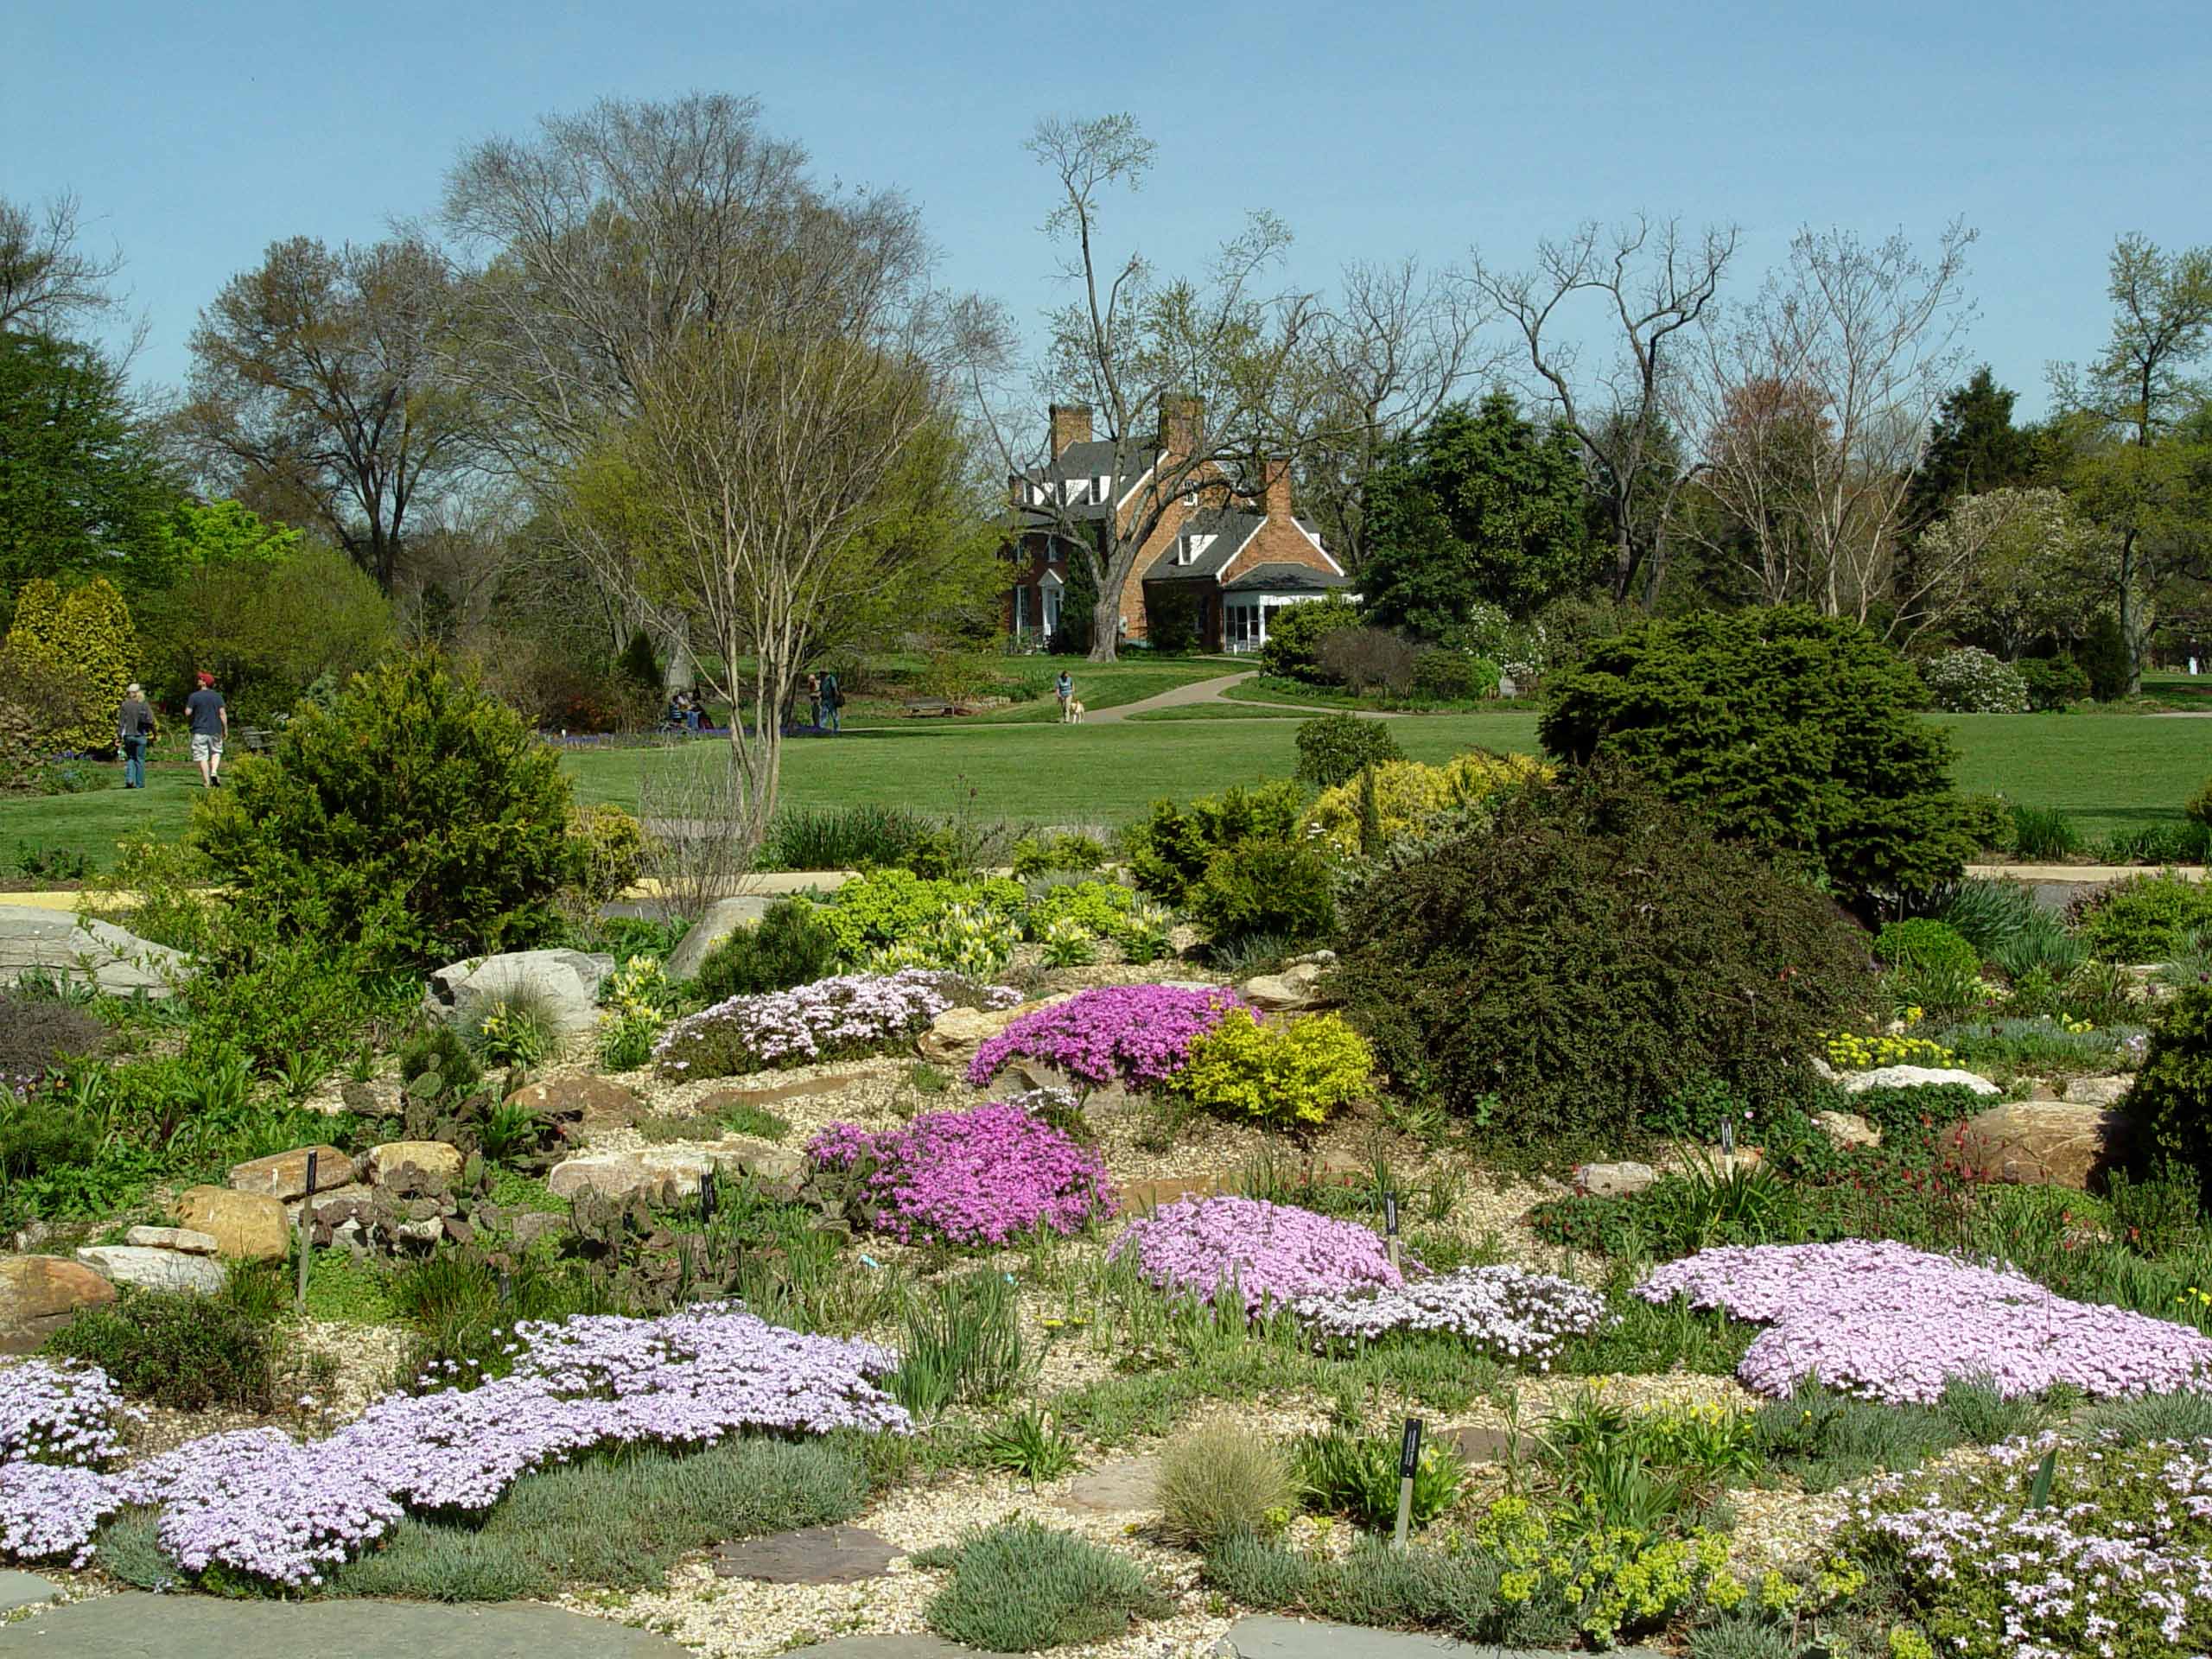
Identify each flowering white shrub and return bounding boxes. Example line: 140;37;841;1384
1917;647;2030;714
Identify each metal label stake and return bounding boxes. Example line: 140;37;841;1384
295;1151;319;1314
1383;1191;1402;1274
1393;1417;1423;1550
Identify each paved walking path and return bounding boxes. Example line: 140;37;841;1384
1082;671;1257;722
0;1596;689;1657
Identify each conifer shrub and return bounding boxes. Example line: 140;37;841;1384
694;899;842;1001
2122;982;2212;1203
1333;766;1876;1151
3;577;135;755
1125;780;1307;908
1293;714;1404;789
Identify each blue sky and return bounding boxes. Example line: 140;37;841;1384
7;0;2208;416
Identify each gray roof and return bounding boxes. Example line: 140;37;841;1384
1220;561;1350;594
1141;510;1263;583
1015;440;1160;524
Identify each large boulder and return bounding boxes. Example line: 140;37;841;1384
228;1144;355;1201
75;1245;228;1294
0;905;194;997
2063;1074;2135;1107
1574;1160;1657;1198
1957;1100;2128;1189
918;995;1072;1069
177;1185;290;1259
547;1139;804;1205
0;1255;117;1353
1239;962;1338;1014
423;949;615;1035
664;896;779;982
364;1141;466;1198
504;1075;639;1124
1840;1065;2001;1097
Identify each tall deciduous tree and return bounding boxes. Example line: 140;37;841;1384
180;235;475;593
0;193;127;339
1358;391;1595;634
1472;216;1738;606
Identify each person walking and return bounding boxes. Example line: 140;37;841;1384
818;669;842;734
806;673;822;730
185;671;228;788
116;683;155;789
1055;669;1074;721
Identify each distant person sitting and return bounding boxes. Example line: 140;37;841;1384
185;671;227;788
116;683;156;789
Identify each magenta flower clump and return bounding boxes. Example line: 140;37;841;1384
1109;1194;1402;1313
808;1096;1116;1248
1637;1239;2212;1404
969;983;1247;1093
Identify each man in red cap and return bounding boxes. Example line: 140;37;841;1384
185;671;228;788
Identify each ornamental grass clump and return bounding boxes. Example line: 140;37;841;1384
1292;1265;1611;1365
807;1099;1115;1249
656;969;1018;1078
1637;1239;2212;1404
969;983;1247;1095
919;1517;1171;1651
1109;1194;1402;1313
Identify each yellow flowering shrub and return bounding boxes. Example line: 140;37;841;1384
1305;749;1552;855
1179;1009;1373;1127
1471;1497;1734;1645
1821;1030;1956;1070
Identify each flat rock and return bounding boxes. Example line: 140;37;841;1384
546;1138;802;1205
0;1592;693;1657
75;1244;227;1294
505;1074;639;1123
2063;1073;2134;1106
177;1185;290;1259
1217;1615;1667;1659
1240;962;1335;1012
709;1523;904;1583
0;1254;116;1354
1811;1109;1881;1149
123;1225;219;1255
228;1143;354;1200
424;948;615;1035
1440;1424;1517;1464
695;1071;869;1115
0;1569;60;1613
663;894;780;982
365;1140;466;1197
1958;1100;2128;1190
1053;1453;1160;1515
0;904;195;998
917;994;1072;1069
1573;1160;1656;1198
1840;1065;2001;1096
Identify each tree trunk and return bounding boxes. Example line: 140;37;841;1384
1087;592;1121;663
2119;531;2145;696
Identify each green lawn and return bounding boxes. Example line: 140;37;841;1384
0;703;2200;875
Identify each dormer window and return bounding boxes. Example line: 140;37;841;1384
1096;475;1111;499
1177;532;1215;567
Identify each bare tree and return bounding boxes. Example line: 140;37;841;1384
1683;222;1978;634
0;192;127;338
178;235;476;592
967;114;1320;661
1472;216;1738;603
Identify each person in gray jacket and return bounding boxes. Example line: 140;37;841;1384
116;683;156;789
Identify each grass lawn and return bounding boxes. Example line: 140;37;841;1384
0;702;2199;874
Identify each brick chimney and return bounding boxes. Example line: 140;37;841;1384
1049;404;1091;455
1158;395;1204;460
1262;458;1294;521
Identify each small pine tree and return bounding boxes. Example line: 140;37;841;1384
1357;763;1382;858
1052;550;1100;656
617;628;660;692
4;577;134;753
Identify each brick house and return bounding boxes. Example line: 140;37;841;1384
1002;400;1348;652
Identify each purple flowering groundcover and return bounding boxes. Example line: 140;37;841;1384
968;983;1247;1095
1109;1194;1402;1313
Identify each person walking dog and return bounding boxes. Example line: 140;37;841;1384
116;683;155;789
1055;669;1074;722
185;671;228;788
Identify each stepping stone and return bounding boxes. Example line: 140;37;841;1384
1216;1614;1669;1659
709;1524;903;1584
0;1594;690;1656
1053;1453;1160;1515
1440;1425;1516;1465
0;1569;59;1613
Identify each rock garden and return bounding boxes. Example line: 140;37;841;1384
7;635;2212;1659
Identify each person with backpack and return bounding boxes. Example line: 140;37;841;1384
818;670;842;734
116;683;156;789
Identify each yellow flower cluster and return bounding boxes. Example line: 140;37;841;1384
1304;749;1552;855
1471;1499;1733;1644
1822;1031;1956;1070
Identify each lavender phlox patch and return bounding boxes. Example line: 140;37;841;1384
0;1357;139;1467
0;1461;121;1566
1293;1264;1611;1365
655;969;1018;1078
968;984;1248;1093
1637;1239;2212;1404
1109;1195;1402;1313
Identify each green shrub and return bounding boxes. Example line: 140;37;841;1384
1294;714;1406;789
184;926;379;1073
1022;878;1135;940
817;868;1023;963
2188;777;2212;831
1412;648;1500;702
1918;646;2030;713
1125;779;1308;907
920;1518;1169;1652
2077;611;2131;700
1873;918;1980;976
1009;832;1108;878
693;899;841;1002
2019;655;2090;711
2077;871;2212;962
1179;1009;1371;1127
193;652;582;969
1157;1423;1295;1548
1334;767;1877;1152
44;1272;286;1411
1956;793;2014;855
1190;837;1336;950
2009;803;2082;861
397;1023;482;1098
1539;606;1968;899
1295;1426;1465;1532
0;993;105;1081
1257;594;1361;683
2123;982;2212;1199
759;804;934;872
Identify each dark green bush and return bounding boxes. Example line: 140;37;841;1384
1125;780;1307;907
44;1271;285;1411
194;652;582;969
1956;793;2014;855
2078;613;2131;701
694;899;841;1002
1256;594;1360;683
1334;767;1877;1152
2018;655;2089;711
1412;648;1499;702
2077;872;2212;962
1538;606;1969;899
2124;982;2212;1199
0;993;105;1083
1872;918;1980;976
918;1519;1169;1652
397;1023;483;1098
1293;715;1406;789
0;1096;100;1188
1190;838;1336;950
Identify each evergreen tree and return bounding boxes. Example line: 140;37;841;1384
1904;367;2042;526
617;628;661;692
1052;542;1100;655
4;575;135;753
